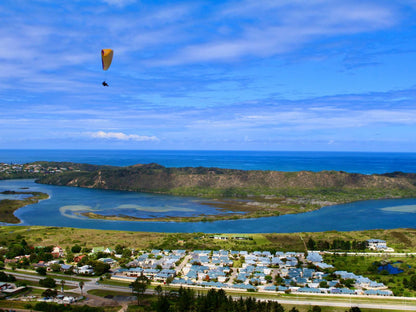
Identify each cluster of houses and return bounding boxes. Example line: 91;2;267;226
0;162;77;175
36;294;77;304
2;240;395;297
112;249;393;296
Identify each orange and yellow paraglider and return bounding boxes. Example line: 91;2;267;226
101;49;113;86
101;49;113;71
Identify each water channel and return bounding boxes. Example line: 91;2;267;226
2;179;416;233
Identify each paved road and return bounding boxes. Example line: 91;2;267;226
9;271;416;311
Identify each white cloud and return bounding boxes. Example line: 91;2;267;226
101;0;136;7
89;131;159;141
155;1;398;65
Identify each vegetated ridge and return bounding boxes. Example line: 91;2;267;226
36;163;416;192
34;162;416;221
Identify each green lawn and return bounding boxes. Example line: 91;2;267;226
3;226;416;253
324;253;416;296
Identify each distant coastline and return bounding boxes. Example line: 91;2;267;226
2;156;416;224
33;161;416;222
3;179;416;233
2;149;416;174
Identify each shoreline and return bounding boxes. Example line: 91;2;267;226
33;161;416;222
76;194;408;223
0;191;49;224
3;178;416;225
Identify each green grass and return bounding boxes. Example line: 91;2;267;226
100;279;132;287
0;191;49;223
3;226;416;253
88;289;132;297
324;253;416;296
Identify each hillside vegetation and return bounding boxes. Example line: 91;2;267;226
3;226;416;253
34;163;416;221
0;191;49;223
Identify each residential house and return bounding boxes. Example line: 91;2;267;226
51;246;64;258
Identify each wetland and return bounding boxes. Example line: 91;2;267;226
2;179;416;233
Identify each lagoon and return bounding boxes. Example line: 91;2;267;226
1;179;416;233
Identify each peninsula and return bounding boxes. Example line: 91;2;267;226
0;190;49;223
32;162;416;222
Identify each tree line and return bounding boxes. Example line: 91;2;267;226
130;280;363;312
307;238;367;251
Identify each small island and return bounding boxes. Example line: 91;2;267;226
0;190;49;223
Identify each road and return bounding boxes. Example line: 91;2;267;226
8;271;416;311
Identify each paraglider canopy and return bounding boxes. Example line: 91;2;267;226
101;49;113;71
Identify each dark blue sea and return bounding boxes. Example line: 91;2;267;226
1;149;416;174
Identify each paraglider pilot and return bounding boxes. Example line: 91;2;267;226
101;49;113;87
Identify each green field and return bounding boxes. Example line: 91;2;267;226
2;225;416;253
0;191;49;223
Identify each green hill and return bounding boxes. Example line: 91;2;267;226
34;163;416;221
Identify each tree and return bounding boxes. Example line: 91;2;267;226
319;281;328;288
343;278;355;288
115;244;124;254
122;249;132;258
275;274;283;285
71;245;82;253
81;247;92;253
0;272;16;282
155;294;170;312
36;267;47;276
408;274;416;290
130;274;150;305
39;277;56;288
90;260;110;276
66;251;74;263
307;238;316;250
60;279;65;293
155;285;163;297
79;280;85;295
50;263;61;273
42;288;57;298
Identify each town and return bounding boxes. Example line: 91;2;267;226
1;238;396;303
0;162;77;175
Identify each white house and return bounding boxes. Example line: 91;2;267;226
367;239;393;251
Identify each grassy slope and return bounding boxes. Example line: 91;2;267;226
0;192;49;223
2;226;416;253
35;163;416;221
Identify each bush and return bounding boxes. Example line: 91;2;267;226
71;245;82;253
39;277;56;288
42;288;57;298
36;267;47;276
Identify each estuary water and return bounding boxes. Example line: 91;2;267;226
2;179;416;233
1;150;416;233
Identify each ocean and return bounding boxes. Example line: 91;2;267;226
1;149;416;174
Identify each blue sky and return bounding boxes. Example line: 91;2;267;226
1;0;416;151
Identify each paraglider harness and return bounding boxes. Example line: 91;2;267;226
102;81;109;87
